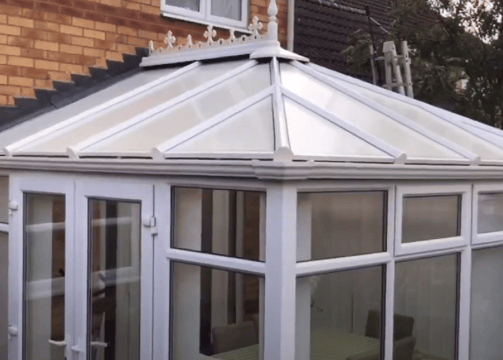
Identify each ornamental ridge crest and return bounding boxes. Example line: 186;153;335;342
149;16;269;56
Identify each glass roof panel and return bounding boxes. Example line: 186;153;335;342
82;63;271;154
166;97;274;155
17;60;249;154
335;79;503;161
280;64;465;162
0;66;180;151
284;98;392;161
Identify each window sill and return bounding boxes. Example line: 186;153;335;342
160;11;252;35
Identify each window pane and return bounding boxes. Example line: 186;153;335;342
297;192;386;261
402;195;461;243
171;262;263;359
211;0;241;20
173;188;266;261
24;194;66;360
471;246;503;360
0;176;8;223
88;200;141;360
165;0;199;12
395;255;458;360
478;193;503;234
295;267;383;360
0;232;8;359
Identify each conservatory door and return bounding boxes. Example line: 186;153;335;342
74;180;154;360
8;176;75;360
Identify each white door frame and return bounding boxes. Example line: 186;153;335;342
75;178;155;360
9;173;76;360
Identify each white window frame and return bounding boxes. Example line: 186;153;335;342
395;184;472;256
161;0;249;32
472;182;503;245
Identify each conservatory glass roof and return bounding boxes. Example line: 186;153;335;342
1;29;503;167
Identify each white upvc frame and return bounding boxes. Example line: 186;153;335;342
8;173;75;360
472;182;503;245
74;178;155;360
395;184;472;256
161;0;248;31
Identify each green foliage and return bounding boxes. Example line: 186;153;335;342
343;0;503;127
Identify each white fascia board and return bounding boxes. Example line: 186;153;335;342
281;87;405;164
75;60;259;155
153;86;274;157
271;57;290;150
290;154;394;164
293;61;481;165
3;157;503;180
163;152;275;159
4;62;201;156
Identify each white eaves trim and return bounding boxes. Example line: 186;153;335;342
3;61;201;156
281;87;403;164
74;60;259;157
294;61;480;165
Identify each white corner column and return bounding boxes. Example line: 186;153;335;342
265;184;297;360
296;195;311;360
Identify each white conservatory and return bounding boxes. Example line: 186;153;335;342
1;2;503;360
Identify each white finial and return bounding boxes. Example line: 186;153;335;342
249;16;263;36
267;0;278;41
164;31;176;49
204;25;217;44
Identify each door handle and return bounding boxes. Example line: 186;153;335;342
48;339;67;347
7;326;18;341
90;341;108;348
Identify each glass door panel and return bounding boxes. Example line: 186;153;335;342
88;199;141;360
24;194;66;360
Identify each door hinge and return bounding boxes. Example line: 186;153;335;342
142;216;158;236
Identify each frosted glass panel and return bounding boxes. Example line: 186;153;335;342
284;98;391;161
211;0;241;20
395;255;458;360
478;193;503;233
280;64;465;162
173;188;265;261
0;176;8;223
84;64;270;154
88;200;141;360
171;262;263;359
0;232;8;360
166;0;199;11
297;192;386;261
295;267;383;360
24;194;66;360
340;81;503;161
20;61;248;154
402;195;461;243
167;97;274;155
471;246;503;360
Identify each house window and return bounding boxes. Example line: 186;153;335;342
162;0;248;29
170;262;264;359
172;187;266;262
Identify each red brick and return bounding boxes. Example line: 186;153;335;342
73;17;94;29
21;66;49;79
34;79;53;89
94;39;115;50
117;26;136;36
21;47;47;60
21;9;44;20
60;6;85;18
21;86;36;98
83;28;105;40
0;24;21;35
45;0;68;5
127;36;148;47
59;63;83;74
117;43;135;54
0;55;6;65
73;0;96;11
72;36;94;47
83;11;107;23
9;76;33;86
83;47;104;57
35;59;59;70
47;50;69;62
34;20;59;32
60;43;83;54
105;32;127;43
7;0;34;9
45;12;72;26
0;34;7;44
60;24;83;36
48;70;71;81
8;56;34;67
0;85;21;96
8;16;34;28
21;27;46;40
0;4;21;16
0;64;21;76
46;31;73;44
95;21;116;32
34;1;59;13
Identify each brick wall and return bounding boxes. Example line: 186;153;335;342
0;0;288;106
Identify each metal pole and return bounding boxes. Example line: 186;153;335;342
401;41;414;98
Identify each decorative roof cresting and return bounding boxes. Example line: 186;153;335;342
149;0;279;56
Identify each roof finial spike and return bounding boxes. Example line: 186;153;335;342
267;0;278;42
